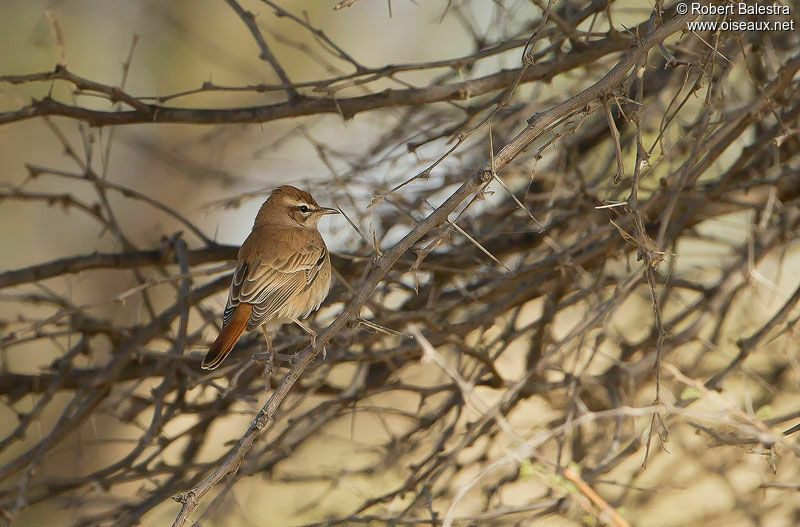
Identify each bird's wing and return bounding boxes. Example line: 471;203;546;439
223;229;327;330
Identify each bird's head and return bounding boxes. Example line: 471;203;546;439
256;185;338;228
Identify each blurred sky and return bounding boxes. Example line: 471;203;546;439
0;0;499;269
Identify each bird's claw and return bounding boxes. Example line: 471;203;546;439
252;352;297;369
309;335;326;359
251;352;274;374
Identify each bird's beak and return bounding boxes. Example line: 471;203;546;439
318;207;340;215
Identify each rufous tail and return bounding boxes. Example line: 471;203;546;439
201;304;253;370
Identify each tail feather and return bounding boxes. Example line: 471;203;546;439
202;304;253;370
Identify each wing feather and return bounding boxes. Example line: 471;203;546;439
221;228;327;331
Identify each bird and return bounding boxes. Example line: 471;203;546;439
201;185;338;370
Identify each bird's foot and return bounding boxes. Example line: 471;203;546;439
251;351;273;374
291;317;321;351
252;351;297;368
306;334;327;359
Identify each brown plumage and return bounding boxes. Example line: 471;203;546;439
202;185;338;370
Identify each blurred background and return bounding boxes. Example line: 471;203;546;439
1;0;799;526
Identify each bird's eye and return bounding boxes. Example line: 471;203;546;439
299;205;309;213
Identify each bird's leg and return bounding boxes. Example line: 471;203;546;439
251;325;274;373
253;325;298;368
291;317;325;359
291;317;317;346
